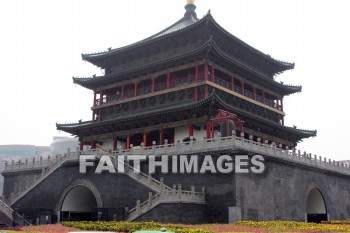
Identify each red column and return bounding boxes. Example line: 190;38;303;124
262;91;266;104
98;110;102;122
93;91;97;106
206;120;212;139
143;132;147;147
152;77;155;92
134;82;138;97
121;83;125;99
195;65;199;102
231;76;234;90
211;65;215;82
204;64;208;81
241;82;244;95
253;87;257;100
113;136;118;150
204;86;208;98
126;134;131;150
226;119;230;136
79;141;83;151
92;110;95;121
189;122;194;137
166;72;170;89
91;140;97;149
160;128;164;145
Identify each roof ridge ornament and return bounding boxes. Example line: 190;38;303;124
184;0;197;19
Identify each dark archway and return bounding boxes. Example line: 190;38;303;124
61;185;98;221
306;188;328;223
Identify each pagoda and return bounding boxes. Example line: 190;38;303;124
9;2;350;226
57;1;316;151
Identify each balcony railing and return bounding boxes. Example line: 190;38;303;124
137;86;152;96
214;78;231;89
94;75;280;111
244;89;255;99
123;90;134;99
154;82;167;92
210;77;279;109
170;76;195;88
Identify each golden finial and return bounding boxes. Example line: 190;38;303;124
187;0;195;5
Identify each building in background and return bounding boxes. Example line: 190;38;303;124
0;137;85;196
50;136;81;155
0;145;50;195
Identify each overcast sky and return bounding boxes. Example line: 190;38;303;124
0;0;349;161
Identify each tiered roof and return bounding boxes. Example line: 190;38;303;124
57;92;316;143
75;3;297;95
75;38;300;95
57;2;316;145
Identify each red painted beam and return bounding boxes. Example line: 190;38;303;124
189;122;194;137
152;77;155;93
143;133;147;147
126;134;131;150
206;120;211;139
134;82;138;97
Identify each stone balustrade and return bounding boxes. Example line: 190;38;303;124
127;185;206;221
9;152;83;204
0;199;31;225
5;136;350;177
112;136;350;176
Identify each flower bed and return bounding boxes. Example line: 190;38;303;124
62;221;212;233
15;220;350;233
20;224;77;233
236;221;350;232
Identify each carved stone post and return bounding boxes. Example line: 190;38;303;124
177;184;182;200
172;184;177;194
191;186;195;195
147;192;152;210
148;174;152;185
136;200;141;214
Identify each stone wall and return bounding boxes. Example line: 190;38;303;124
2;153;350;223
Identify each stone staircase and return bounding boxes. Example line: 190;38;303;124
7;145;206;222
96;145;173;192
0;199;31;225
97;145;206;221
127;186;206;221
9;151;84;205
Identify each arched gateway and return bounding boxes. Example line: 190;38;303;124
306;188;328;223
57;179;102;222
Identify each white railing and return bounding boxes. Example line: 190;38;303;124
96;145;173;193
0;199;31;225
97;145;206;222
6;136;350;176
9;151;87;205
111;136;350;176
127;186;206;221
